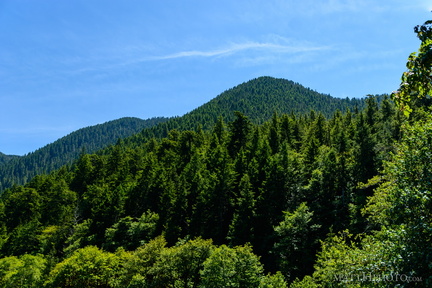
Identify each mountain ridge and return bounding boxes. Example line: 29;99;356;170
0;76;366;190
0;116;170;190
0;152;20;166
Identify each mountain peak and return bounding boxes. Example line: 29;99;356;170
184;76;363;125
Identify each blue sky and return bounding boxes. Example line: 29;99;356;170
0;0;430;155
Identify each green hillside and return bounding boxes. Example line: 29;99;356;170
0;117;169;190
127;76;366;143
188;76;364;122
0;77;362;191
0;152;20;166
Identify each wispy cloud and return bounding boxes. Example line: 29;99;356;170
139;40;331;62
27;37;332;79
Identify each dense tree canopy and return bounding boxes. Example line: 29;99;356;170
2;16;431;285
0;92;402;286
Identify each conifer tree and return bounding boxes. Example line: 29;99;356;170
228;174;256;246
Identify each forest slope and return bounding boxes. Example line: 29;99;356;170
0;152;20;166
0;117;169;190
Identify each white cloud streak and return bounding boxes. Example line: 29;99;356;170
34;39;332;78
140;41;331;62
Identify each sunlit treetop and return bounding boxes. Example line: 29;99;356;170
392;19;432;117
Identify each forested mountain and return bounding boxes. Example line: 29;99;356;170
0;117;169;190
180;76;365;124
4;50;432;288
127;76;366;143
0;152;20;166
0;77;363;191
1;16;431;286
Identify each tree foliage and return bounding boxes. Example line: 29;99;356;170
392;20;432;116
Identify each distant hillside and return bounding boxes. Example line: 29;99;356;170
0;117;169;190
129;76;365;142
0;152;20;166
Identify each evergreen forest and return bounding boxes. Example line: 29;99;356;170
0;117;170;190
0;19;431;287
0;78;363;192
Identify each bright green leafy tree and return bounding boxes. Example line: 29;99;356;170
200;244;264;288
0;254;47;288
392;19;432;116
45;245;121;288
